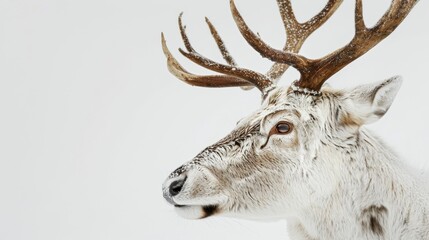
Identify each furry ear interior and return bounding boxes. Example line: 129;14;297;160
343;76;402;125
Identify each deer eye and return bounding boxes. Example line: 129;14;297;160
261;121;294;149
274;122;292;134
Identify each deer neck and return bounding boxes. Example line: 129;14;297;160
289;128;429;239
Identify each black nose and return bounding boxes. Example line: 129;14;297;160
169;177;186;196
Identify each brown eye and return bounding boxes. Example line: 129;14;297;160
275;122;292;134
261;121;293;149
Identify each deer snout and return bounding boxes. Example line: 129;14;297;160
162;164;228;210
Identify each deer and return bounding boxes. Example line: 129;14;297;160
161;0;429;239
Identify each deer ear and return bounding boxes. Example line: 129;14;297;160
343;76;402;125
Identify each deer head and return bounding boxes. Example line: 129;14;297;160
161;0;418;220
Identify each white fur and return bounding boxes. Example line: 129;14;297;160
163;77;429;239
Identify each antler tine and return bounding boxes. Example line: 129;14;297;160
267;0;343;81
299;0;344;35
206;17;256;91
161;33;253;88
205;17;237;67
177;13;273;92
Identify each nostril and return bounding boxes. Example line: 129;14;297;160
169;177;186;196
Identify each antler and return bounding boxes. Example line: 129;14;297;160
162;0;343;93
233;0;419;92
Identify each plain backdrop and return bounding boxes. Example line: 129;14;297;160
0;0;428;239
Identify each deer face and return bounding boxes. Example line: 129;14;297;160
162;77;402;220
162;86;316;219
161;0;415;222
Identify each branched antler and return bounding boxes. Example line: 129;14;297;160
233;0;419;91
162;0;418;94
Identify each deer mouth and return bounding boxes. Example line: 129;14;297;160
174;204;219;219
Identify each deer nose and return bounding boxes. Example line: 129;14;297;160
169;177;187;196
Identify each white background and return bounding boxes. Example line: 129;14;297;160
0;0;428;239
